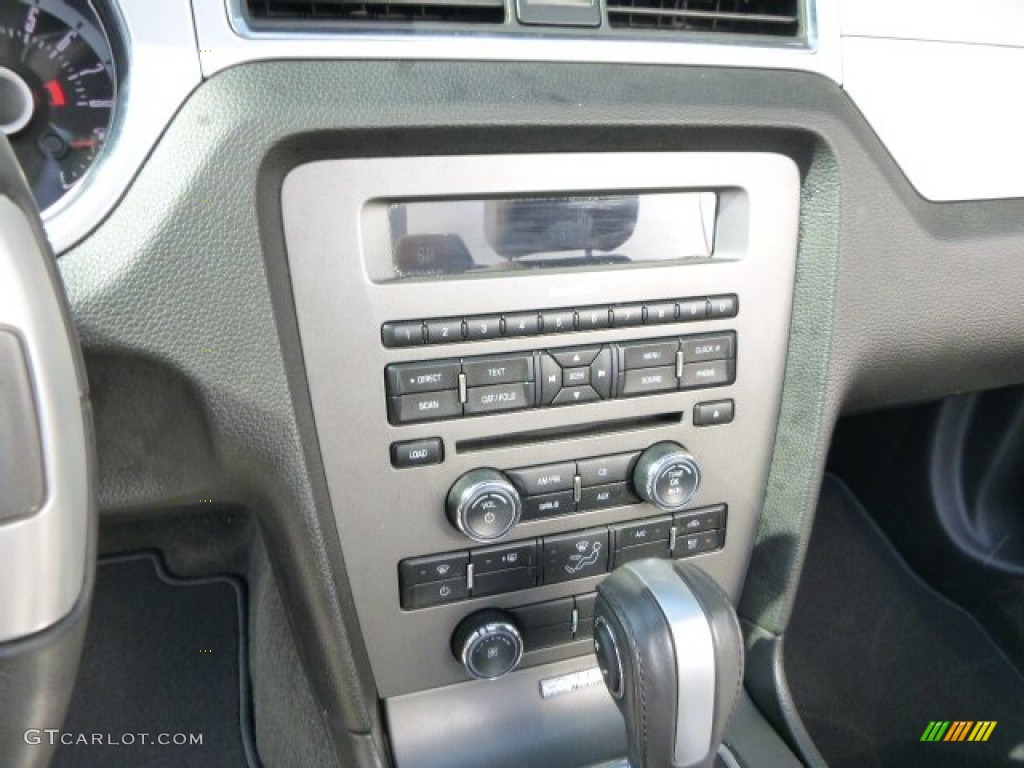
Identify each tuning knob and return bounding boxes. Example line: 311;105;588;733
452;609;524;680
446;468;522;542
632;441;701;512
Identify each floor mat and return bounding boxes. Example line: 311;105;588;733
785;476;1024;768
54;554;259;768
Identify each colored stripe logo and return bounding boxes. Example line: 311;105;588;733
921;721;996;742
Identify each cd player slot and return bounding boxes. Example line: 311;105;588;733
456;412;683;454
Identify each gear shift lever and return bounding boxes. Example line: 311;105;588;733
594;559;744;768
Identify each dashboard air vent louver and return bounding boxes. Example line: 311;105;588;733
245;0;505;25
606;0;799;37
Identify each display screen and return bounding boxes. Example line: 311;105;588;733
385;191;718;280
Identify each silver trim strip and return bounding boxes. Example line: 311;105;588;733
0;199;90;643
194;0;842;82
43;0;201;254
539;666;604;699
627;559;716;768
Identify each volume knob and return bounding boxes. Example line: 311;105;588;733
632;441;701;512
446;468;522;542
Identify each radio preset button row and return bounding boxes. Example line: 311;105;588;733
381;294;738;348
399;505;728;610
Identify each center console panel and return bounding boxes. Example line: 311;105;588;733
281;153;799;766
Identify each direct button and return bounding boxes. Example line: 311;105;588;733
386;360;461;395
388;390;462;424
507;463;576;496
464;382;533;415
620;366;677;397
390;438;444;468
463;354;534;387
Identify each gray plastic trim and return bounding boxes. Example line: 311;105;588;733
386;657;627;768
43;0;201;254
0;198;90;643
282;151;799;697
627;558;716;767
194;0;842;82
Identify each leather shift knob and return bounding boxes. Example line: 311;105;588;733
594;559;743;768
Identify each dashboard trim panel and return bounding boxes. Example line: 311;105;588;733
193;0;841;82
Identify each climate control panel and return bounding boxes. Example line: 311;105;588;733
400;504;728;610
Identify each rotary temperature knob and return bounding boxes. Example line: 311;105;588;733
632;441;701;512
446;468;522;542
452;609;524;680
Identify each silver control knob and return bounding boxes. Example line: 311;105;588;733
632;441;701;512
446;468;522;542
452;609;524;680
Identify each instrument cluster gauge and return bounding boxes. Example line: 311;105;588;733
0;0;117;213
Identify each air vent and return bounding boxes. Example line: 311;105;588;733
245;0;505;25
606;0;800;37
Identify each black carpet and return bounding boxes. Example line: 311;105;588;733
786;477;1024;768
54;554;258;768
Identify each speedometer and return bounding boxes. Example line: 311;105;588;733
0;0;116;212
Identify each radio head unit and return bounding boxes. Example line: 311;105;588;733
281;152;799;764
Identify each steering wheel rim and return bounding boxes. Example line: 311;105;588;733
0;135;96;768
